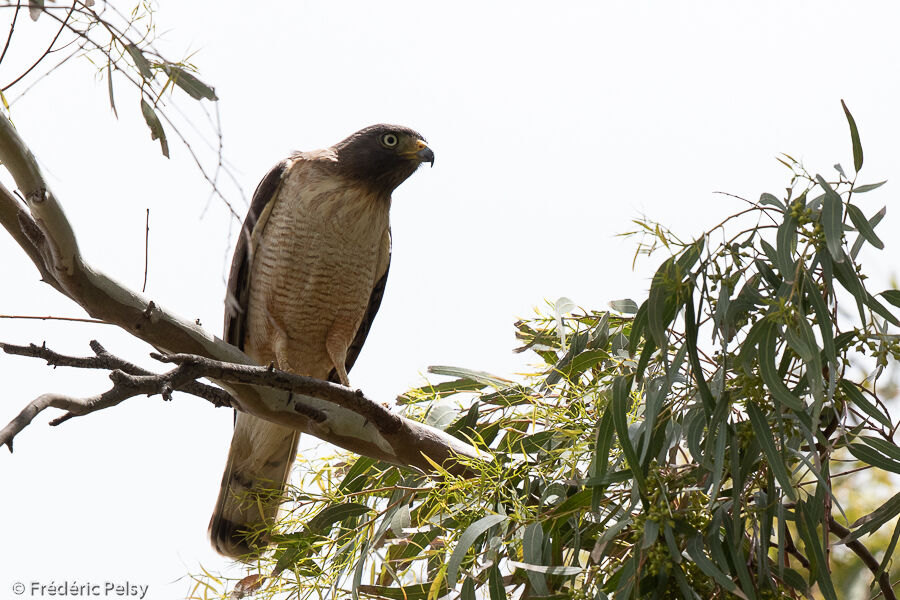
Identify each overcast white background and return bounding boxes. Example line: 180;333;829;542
1;2;899;598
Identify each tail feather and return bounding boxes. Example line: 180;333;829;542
209;412;300;559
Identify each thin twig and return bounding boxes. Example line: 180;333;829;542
1;3;76;91
142;207;149;292
0;0;22;67
0;314;107;324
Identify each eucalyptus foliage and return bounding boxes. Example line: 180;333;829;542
195;105;900;600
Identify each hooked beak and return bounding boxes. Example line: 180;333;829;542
413;139;435;167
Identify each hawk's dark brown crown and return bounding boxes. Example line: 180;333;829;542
332;124;433;195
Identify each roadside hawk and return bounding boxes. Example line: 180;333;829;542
209;124;434;558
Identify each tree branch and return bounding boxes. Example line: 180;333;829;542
0;110;484;477
828;516;897;600
0;341;483;476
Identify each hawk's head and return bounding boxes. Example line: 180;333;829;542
333;124;434;195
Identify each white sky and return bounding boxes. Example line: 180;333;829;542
1;1;899;598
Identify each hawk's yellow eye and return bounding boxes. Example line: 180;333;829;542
381;133;399;147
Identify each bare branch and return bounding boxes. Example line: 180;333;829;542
0;341;484;476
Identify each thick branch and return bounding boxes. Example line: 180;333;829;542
0;110;484;477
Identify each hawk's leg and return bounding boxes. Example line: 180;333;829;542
325;325;352;386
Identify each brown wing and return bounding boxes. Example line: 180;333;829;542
327;230;391;383
224;159;291;349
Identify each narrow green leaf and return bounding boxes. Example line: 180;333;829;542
357;583;438;600
684;299;714;413
865;291;900;326
611;375;645;492
839;379;892;429
427;365;511;387
797;503;838;600
817;175;844;263
746;402;796;501
488;565;504;600
844;491;900;542
881;289;900;309
851;206;886;259
846;203;884;249
830;251;866;324
841;99;863;172
399;377;486;403
775;211;798;281
140;98;169;158
876;518;900;582
308;503;371;534
509;561;581;576
685;535;744;597
628;301;648;355
106;62;118;119
848;443;900;474
446;514;507;588
125;43;153;79
804;276;836;364
164;64;219;100
592;411;615;481
522;523;548;595
863;430;900;457
853;180;887;193
647;258;676;348
758;323;805;412
459;578;475;600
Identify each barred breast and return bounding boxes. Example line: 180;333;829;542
243;158;391;380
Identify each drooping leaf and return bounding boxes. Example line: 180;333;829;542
685;535;744;597
841;99;863;173
796;502;838;600
107;62;118;119
775;210;798;281
125;44;154;79
487;565;504;600
611;375;645;492
521;523;549;595
445;514;507;588
843;491;900;543
746;402;796;501
816;175;844;263
28;0;42;21
757;323;805;412
140;98;169;158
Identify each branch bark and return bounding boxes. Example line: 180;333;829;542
829;516;897;600
0;111;485;477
